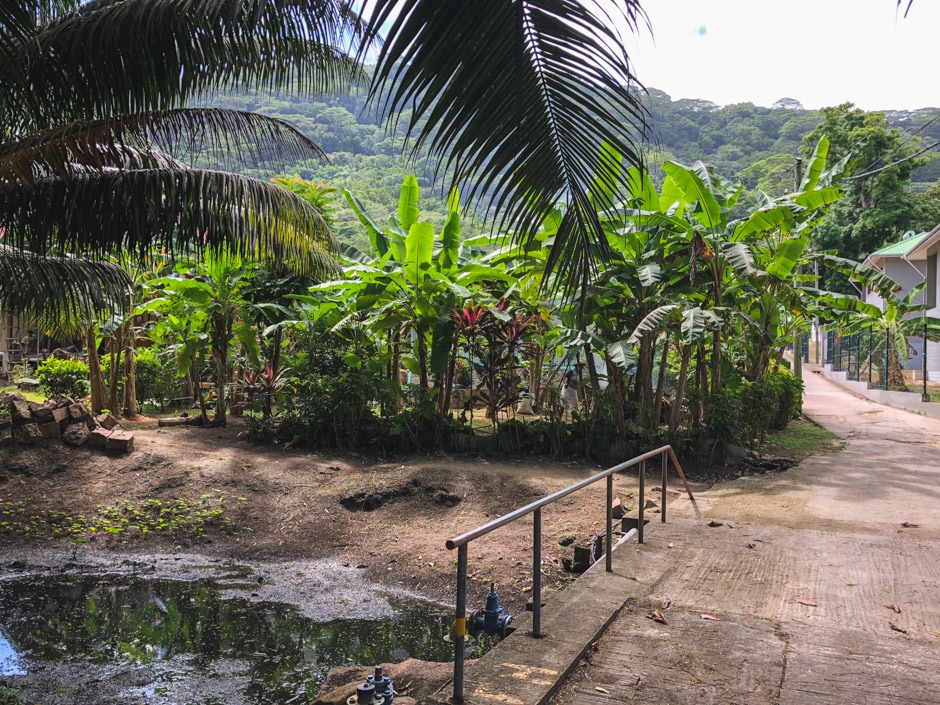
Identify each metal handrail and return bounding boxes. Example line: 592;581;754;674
444;445;694;703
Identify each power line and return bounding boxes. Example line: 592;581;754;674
859;112;940;174
841;140;939;181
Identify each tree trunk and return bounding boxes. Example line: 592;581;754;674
692;341;706;428
669;344;692;435
107;327;123;413
392;326;403;413
416;326;429;392
122;335;137;418
608;362;627;439
583;344;600;398
653;336;670;427
710;328;722;394
86;326;107;414
887;337;907;390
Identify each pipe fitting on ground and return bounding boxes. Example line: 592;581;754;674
346;680;385;705
468;583;513;639
367;665;394;704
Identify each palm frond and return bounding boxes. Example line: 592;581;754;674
364;0;650;292
0;108;328;184
0;245;132;327
0;168;339;276
4;0;365;133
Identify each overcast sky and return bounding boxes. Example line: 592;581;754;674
626;0;939;110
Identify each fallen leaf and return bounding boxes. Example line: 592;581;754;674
746;543;756;549
667;542;675;549
707;520;724;527
886;604;902;614
646;609;668;625
594;686;610;694
889;622;908;634
662;598;672;609
901;522;921;528
794;599;817;607
700;613;720;621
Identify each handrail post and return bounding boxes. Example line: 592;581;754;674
661;451;667;523
454;544;468;703
605;474;613;572
638;459;646;544
532;508;542;636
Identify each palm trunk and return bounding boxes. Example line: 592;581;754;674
122;335;137;418
107;327;123;414
86;326;107;413
887;338;907;390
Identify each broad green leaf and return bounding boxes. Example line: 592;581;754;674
792;187;842;212
343;189;388;256
626;304;677;344
637;264;661;287
659;174;684;215
800;137;829;192
607;340;638;370
430;320;456;375
733;203;798;240
624;166;659;211
401;356;421;377
343;352;362;369
439;209;461;272
766;235;808;280
723;242;756;277
404;222;435;284
662;161;721;229
398;174;421;229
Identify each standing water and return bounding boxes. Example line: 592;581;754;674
0;573;487;704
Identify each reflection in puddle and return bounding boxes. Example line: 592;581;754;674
0;575;489;703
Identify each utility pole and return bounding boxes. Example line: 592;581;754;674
793;157;804;381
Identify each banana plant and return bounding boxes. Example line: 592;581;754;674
140;252;260;426
298;175;513;420
815;255;940;389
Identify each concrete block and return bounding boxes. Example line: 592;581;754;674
0;427;12;447
10;399;32;425
0;412;11;429
29;402;54;422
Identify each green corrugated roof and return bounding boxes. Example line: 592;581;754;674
869;230;931;257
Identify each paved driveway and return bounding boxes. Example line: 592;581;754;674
553;369;940;705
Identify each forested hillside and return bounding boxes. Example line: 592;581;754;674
207;87;940;250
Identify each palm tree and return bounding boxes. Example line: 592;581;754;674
1;0;650;328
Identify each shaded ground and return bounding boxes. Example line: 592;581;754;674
551;368;940;705
0;424;670;614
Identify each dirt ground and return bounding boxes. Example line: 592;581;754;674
0;411;823;617
0;420;658;613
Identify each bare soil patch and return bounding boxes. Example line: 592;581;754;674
0;420;665;612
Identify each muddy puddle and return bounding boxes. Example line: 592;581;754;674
0;571;489;704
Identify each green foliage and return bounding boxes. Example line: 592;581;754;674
133;347;181;407
35;357;90;399
0;687;22;705
0;493;237;543
802;104;938;291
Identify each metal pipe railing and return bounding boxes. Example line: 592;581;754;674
444;445;694;703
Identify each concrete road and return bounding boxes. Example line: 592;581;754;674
553;369;940;705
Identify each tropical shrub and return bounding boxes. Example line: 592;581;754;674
133;347;180;407
36;357;90;399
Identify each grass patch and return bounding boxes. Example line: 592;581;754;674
0;492;238;543
0;687;23;705
763;418;841;460
0;384;45;403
